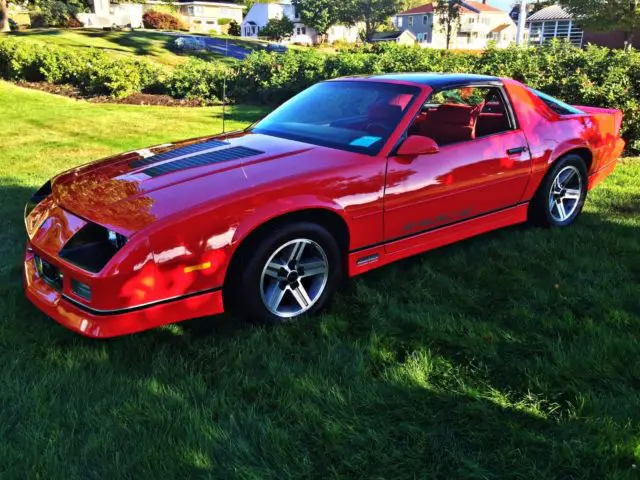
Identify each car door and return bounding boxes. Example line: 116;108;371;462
383;85;531;254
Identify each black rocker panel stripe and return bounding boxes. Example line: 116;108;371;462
129;139;229;168
142;146;264;177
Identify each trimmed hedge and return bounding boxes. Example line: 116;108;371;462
1;37;639;150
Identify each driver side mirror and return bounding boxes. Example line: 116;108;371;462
397;135;439;156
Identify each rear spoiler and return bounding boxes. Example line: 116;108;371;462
573;105;624;136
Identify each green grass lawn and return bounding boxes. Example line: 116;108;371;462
1;81;639;478
4;28;245;66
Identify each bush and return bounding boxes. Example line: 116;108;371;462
0;37;639;151
29;0;76;27
0;38;162;98
167;59;234;102
142;10;186;31
228;20;240;36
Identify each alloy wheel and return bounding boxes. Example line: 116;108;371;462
548;165;583;222
259;238;329;318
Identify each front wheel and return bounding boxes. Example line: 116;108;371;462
230;222;343;325
529;154;588;228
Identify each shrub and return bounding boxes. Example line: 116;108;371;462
0;38;162;98
65;16;83;28
1;37;639;151
235;50;325;104
167;58;234;102
142;10;186;31
259;17;294;42
228;20;240;36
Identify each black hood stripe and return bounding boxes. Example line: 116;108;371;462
142;146;264;177
130;139;229;169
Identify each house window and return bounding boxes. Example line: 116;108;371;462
417;33;423;41
408;16;413;26
468;17;475;23
294;5;300;18
398;17;403;27
422;15;428;25
187;5;204;16
302;26;306;34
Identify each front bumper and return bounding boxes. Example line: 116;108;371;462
24;248;225;338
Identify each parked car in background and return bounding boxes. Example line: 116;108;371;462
266;43;288;53
23;73;624;338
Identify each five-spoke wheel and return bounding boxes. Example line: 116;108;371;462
548;165;583;223
530;153;588;227
260;239;329;318
229;222;343;324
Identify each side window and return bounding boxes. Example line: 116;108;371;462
409;86;514;146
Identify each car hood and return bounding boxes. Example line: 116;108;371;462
52;132;318;235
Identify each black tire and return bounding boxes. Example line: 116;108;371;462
228;222;343;325
529;154;588;228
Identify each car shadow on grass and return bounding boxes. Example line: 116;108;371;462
1;175;639;477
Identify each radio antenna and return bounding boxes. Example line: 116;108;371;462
222;36;228;134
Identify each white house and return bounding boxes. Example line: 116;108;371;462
241;0;361;45
78;0;243;33
78;0;144;28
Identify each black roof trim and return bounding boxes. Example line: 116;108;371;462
335;73;502;89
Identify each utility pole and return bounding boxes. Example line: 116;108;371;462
516;0;527;45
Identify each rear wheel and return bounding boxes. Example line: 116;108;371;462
229;222;343;325
529;154;588;228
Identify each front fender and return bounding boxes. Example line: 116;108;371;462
231;194;351;247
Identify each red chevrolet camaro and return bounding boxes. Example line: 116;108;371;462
24;74;625;338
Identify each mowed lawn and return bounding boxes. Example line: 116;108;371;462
1;82;639;478
5;28;253;66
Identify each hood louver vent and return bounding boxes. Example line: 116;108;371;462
130;139;229;169
142;146;264;177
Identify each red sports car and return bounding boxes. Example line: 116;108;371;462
24;74;625;338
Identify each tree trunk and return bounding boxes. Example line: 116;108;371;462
0;0;9;33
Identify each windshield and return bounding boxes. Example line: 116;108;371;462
251;81;420;155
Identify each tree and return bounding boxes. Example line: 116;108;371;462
339;0;401;41
228;19;241;36
1;0;8;32
434;0;462;50
558;0;640;50
260;16;294;41
293;0;339;38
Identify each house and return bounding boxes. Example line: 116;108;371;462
394;1;517;50
78;0;146;28
241;0;361;45
526;5;583;47
168;1;243;33
79;0;243;33
526;4;640;49
370;30;417;46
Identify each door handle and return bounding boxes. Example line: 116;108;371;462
507;146;528;155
